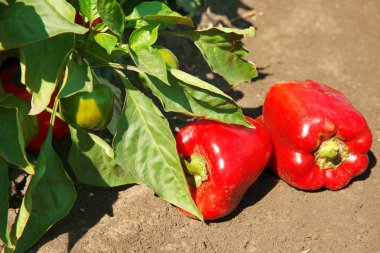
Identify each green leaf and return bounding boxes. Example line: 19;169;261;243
68;126;135;187
131;46;168;84
125;1;193;28
79;0;98;23
11;130;76;253
0;0;87;50
139;69;251;127
175;0;204;15
20;34;75;115
94;33;118;55
0;93;39;150
171;27;257;84
97;0;125;36
0;159;13;250
59;59;93;98
0;106;31;173
112;71;202;220
129;24;159;51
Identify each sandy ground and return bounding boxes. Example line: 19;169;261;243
27;0;380;252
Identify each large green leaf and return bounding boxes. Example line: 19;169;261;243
0;106;31;173
68;127;135;187
138;69;251;127
11;130;76;253
59;59;93;98
0;159;13;250
0;0;87;50
170;27;257;85
20;34;75;115
112;71;202;220
125;1;193;28
97;0;125;36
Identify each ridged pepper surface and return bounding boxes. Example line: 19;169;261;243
261;80;372;190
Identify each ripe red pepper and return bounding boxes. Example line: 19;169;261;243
0;58;70;152
176;117;272;220
261;80;372;190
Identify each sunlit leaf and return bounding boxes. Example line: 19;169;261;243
11;129;76;253
97;0;125;36
125;1;193;28
129;24;159;51
113;71;202;220
20;34;75;115
94;33;118;54
131;46;168;84
0;0;87;50
139;69;251;127
169;27;257;84
79;0;98;23
68;126;135;187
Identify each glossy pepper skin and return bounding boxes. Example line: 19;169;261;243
0;58;70;152
261;80;372;190
176;117;272;220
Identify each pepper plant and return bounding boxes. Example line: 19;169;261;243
0;0;257;251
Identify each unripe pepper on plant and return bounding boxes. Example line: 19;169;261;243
260;80;372;190
176;117;272;220
59;84;114;131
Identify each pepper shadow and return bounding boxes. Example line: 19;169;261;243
210;170;279;223
242;106;263;119
351;150;376;183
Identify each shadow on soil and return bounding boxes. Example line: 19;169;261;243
193;0;256;28
211;170;279;224
352;150;377;183
30;184;133;252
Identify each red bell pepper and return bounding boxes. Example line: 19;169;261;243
261;80;372;190
176;117;272;220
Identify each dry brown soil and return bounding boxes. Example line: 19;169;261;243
27;0;380;252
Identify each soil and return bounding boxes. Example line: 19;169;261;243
20;0;380;252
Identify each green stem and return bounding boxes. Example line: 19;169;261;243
181;154;208;188
314;137;349;170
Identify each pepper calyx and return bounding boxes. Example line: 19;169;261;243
314;137;349;170
181;154;208;188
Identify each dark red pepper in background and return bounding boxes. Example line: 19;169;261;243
74;11;103;30
261;80;372;190
0;58;70;153
176;117;272;220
